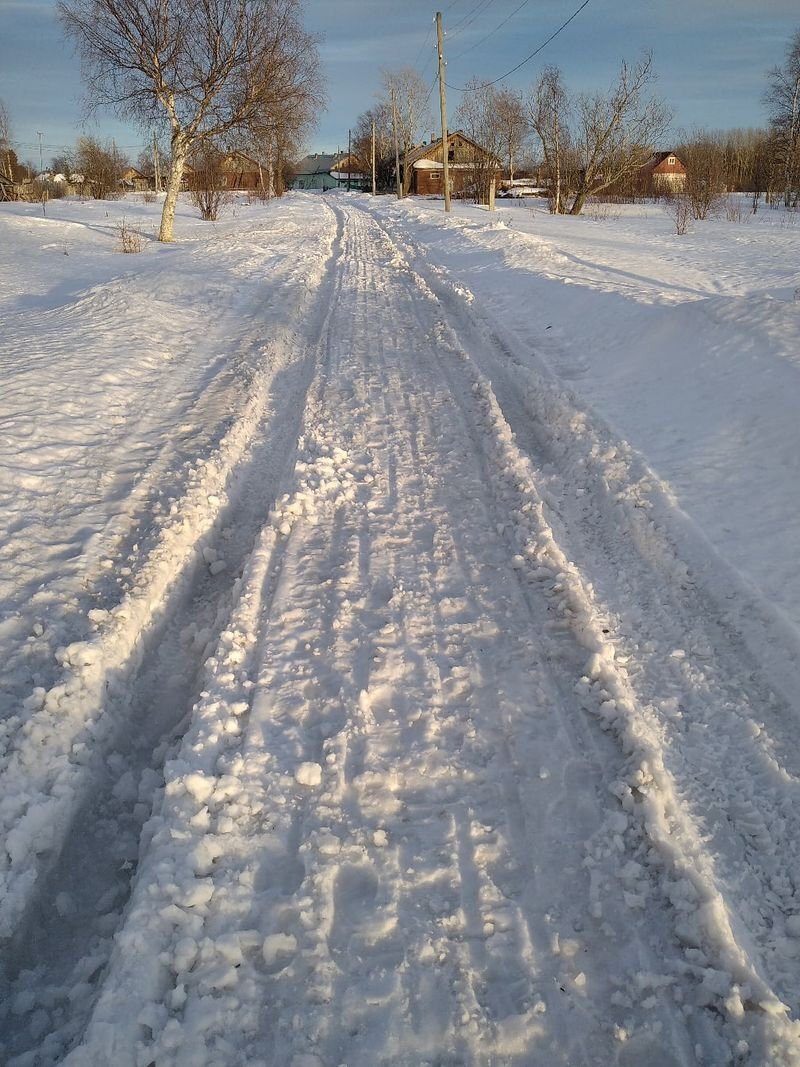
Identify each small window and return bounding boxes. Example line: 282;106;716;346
430;171;441;181
448;148;455;162
667;155;676;165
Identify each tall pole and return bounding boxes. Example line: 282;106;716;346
391;87;402;199
37;132;43;177
436;12;451;213
153;132;161;193
347;128;352;192
371;119;376;196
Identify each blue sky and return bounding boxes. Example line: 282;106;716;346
1;0;798;167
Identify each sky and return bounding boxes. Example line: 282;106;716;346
0;0;798;168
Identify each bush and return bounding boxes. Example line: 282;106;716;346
669;195;691;235
116;218;144;253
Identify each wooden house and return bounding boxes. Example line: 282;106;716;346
119;167;150;192
639;151;687;192
221;152;265;190
330;154;370;191
404;131;501;198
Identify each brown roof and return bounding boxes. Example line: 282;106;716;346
642;151;686;173
405;130;500;168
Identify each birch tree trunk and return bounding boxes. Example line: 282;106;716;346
159;133;190;242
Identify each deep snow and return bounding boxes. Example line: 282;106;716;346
1;191;799;1066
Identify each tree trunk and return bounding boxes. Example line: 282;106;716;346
569;187;589;215
159;133;190;242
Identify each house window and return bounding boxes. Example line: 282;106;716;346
430;171;440;181
448;148;455;162
667;155;676;165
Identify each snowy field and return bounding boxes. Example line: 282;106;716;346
1;190;800;1066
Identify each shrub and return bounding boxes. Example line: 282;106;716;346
116;218;144;253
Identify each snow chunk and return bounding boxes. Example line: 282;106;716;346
182;773;215;803
263;933;297;968
295;762;322;787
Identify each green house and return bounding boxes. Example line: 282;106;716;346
289;153;342;191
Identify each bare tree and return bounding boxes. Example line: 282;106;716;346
58;0;322;241
0;98;13;180
765;28;800;207
493;88;528;183
455;81;505;203
569;52;670;215
189;143;232;220
528;66;574;214
73;135;127;198
50;153;73;177
352;102;394;192
455;83;527;196
382;68;433;195
676;130;727;219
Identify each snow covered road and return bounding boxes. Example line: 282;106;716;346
2;195;800;1066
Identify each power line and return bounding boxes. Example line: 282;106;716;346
449;0;496;38
446;0;592;91
411;18;436;70
450;0;534;62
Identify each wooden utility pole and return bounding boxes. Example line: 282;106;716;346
391;87;402;199
347;128;352;191
436;11;451;213
152;132;161;193
371;119;376;196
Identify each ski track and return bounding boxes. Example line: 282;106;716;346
2;198;800;1066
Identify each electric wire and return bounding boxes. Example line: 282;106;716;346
450;0;534;62
446;0;592;91
449;0;496;38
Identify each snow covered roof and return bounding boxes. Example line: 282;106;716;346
293;152;344;177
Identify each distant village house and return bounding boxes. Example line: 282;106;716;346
639;151;687;193
404;132;501;199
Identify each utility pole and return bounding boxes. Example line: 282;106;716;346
371;119;376;196
347;128;352;191
152;132;161;193
436;12;451;213
391;87;402;199
37;131;44;177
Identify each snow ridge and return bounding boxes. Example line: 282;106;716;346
0;207;339;943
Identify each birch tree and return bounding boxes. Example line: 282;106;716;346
493;88;528;183
568;52;670;215
352;102;394;192
765;28;800;207
454;81;505;202
58;0;321;240
382;68;433;195
0;99;16;182
528;66;573;213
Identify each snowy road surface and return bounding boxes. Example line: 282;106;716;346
2;195;800;1066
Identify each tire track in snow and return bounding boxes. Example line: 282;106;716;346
0;203;345;1065
61;204;708;1067
365;201;800;1065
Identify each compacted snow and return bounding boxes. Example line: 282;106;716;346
1;191;800;1066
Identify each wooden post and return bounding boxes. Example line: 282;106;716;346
436;11;451;213
391;87;402;199
152;132;161;193
371;120;376;196
488;177;496;211
347;128;352;191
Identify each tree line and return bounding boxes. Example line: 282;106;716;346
2;12;799;228
348;28;800;216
